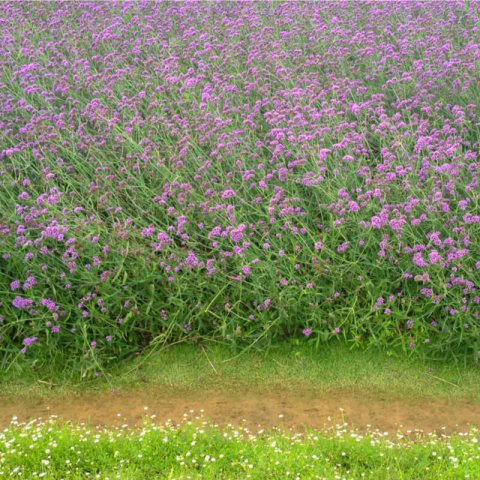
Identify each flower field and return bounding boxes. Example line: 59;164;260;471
1;1;479;372
2;417;480;479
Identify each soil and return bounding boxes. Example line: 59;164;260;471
2;387;480;434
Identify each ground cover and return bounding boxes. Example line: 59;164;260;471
2;343;479;401
2;417;480;479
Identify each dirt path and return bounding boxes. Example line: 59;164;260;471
3;387;480;434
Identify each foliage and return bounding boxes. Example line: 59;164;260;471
0;2;479;372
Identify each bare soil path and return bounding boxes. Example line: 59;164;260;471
2;387;480;434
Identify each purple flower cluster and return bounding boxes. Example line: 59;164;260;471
0;1;479;366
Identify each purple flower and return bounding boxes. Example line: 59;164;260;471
23;336;37;346
12;296;33;310
221;189;236;199
413;253;428;268
428;250;440;264
142;226;155;238
302;328;312;337
41;298;57;310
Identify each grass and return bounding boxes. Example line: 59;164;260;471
2;341;480;401
1;417;479;479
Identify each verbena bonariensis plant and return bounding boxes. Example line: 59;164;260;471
0;1;479;374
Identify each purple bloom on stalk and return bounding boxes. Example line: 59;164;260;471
303;328;312;337
90;341;97;348
12;296;33;310
413;252;428;268
428;250;440;264
10;281;20;291
242;265;251;275
142;226;155;238
41;298;56;310
23;336;37;346
221;189;236;199
51;325;60;333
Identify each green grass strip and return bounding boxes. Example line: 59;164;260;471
2;343;480;402
1;417;479;479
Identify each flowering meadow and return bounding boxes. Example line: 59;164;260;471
0;1;479;372
2;416;480;479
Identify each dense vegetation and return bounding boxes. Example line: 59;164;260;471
1;2;479;373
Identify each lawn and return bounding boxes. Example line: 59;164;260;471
2;417;480;479
2;342;480;401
